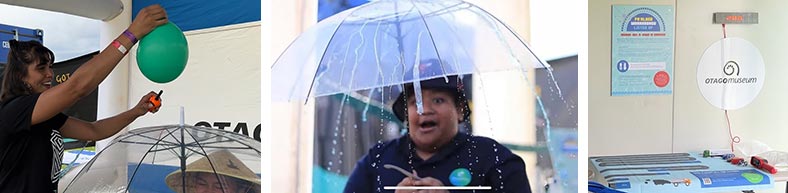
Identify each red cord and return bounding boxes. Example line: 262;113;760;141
726;110;740;152
721;25;736;152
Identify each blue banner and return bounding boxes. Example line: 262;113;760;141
132;0;260;32
691;169;770;188
0;24;43;64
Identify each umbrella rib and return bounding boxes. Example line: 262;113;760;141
462;3;560;129
182;126;232;193
116;140;176;146
145;144;204;154
183;146;208;156
164;127;186;148
61;134;125;192
152;145;252;153
409;0;449;78
156;145;203;159
65;127;174;190
304;1;380;102
271;4;376;100
151;127;167;164
162;127;219;158
117;132;180;146
465;2;552;70
184;145;254;150
145;138;244;153
124;131;174;193
160;126;190;162
349;1;466;26
190;138;237;145
113;125;174;142
356;6;414;23
165;125;259;153
140;126;188;159
419;1;467;19
178;127;260;154
423;2;497;127
188;128;255;146
427;2;474;75
187;126;261;154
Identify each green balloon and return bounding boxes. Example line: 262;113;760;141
137;22;188;83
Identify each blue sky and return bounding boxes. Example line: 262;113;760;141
0;4;99;62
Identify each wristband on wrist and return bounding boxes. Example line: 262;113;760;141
123;30;138;44
111;40;127;54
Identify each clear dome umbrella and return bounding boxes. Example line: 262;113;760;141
272;0;576;192
271;0;554;102
60;124;261;193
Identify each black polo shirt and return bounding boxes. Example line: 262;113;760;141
344;132;532;193
0;94;68;193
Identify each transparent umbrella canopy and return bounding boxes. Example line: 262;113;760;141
272;0;576;192
61;125;261;193
272;0;553;102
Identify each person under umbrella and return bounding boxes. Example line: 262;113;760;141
344;59;532;193
165;150;260;193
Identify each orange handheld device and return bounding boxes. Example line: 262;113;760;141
148;90;163;112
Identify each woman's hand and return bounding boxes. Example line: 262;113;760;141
133;91;159;116
127;4;169;40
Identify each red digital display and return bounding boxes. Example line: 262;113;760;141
726;15;743;21
714;12;757;24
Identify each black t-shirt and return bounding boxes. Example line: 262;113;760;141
0;94;68;193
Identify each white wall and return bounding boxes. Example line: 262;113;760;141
96;0;131;151
269;0;316;192
589;0;675;156
590;1;788;192
672;0;788;153
127;22;262;138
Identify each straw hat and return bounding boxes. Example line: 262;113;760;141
165;150;260;193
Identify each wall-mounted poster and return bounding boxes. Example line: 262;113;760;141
611;5;674;96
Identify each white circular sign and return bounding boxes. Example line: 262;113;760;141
697;37;765;110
